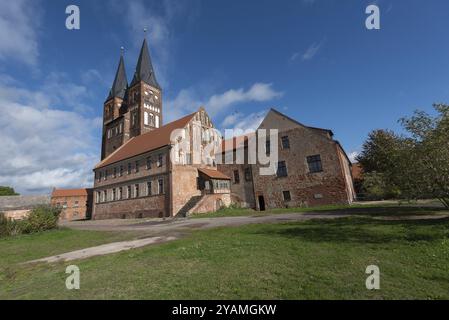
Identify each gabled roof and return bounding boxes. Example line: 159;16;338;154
95;112;196;169
52;189;89;197
130;38;160;89
262;108;334;137
106;55;128;101
198;168;230;180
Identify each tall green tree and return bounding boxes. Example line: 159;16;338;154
357;104;449;208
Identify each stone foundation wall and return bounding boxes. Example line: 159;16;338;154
189;193;231;215
93;195;167;219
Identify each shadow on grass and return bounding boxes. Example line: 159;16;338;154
301;206;448;218
254;216;449;245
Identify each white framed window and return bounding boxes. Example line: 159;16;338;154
144;111;149;126
155;115;160;128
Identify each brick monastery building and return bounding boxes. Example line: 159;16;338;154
91;38;355;220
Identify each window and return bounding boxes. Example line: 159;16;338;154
118;187;122;200
127;186;131;199
277;161;288;177
307;155;323;173
155;115;160;128
157;154;163;167
135;161;139;173
244;167;252;182
128;163;132;174
74;201;79;208
96;192;100;204
158;179;164;194
104;170;107;181
233;170;240;184
103;190;107;202
281;136;290;149
119;165;124;176
112;189;116;201
131;112;138;127
146;157;152;170
98;172;102;182
149;113;155;126
266;140;271;155
113;167;117;178
283;191;292;202
144;111;149;126
147;181;152;196
135;184;140;198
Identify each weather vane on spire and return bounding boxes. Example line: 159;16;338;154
120;46;125;56
143;27;148;35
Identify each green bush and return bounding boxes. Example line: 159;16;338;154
20;205;61;234
0;205;61;238
0;213;23;237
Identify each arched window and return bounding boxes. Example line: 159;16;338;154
149;113;155;126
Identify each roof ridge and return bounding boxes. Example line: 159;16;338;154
268;108;333;135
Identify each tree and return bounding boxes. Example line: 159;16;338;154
357;104;449;208
399;104;449;207
0;186;19;196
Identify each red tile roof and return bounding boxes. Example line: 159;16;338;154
51;189;88;197
198;168;230;180
95;112;196;169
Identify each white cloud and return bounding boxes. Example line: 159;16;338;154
0;78;101;195
221;110;268;132
348;151;360;163
0;0;41;66
166;83;282;122
110;0;200;88
291;39;326;62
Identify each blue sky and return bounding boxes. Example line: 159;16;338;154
1;0;449;194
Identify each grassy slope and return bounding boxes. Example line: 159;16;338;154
192;201;445;219
1;215;448;300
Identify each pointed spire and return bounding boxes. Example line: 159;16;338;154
106;49;128;101
131;38;160;89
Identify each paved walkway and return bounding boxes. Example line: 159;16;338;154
33;211;448;264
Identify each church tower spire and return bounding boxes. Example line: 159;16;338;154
130;38;160;89
106;49;128;101
127;36;163;138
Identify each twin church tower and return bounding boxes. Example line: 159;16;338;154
101;39;163;160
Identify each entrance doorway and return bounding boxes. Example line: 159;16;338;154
258;195;266;211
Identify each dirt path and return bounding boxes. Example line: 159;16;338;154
26;236;178;264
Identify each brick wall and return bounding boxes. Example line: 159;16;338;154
189;193;231;215
252;126;353;209
51;195;89;221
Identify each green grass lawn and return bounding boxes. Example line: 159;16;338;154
0;228;139;267
192;200;446;219
1;213;448;299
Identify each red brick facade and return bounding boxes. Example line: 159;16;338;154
51;189;93;221
217;109;355;210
